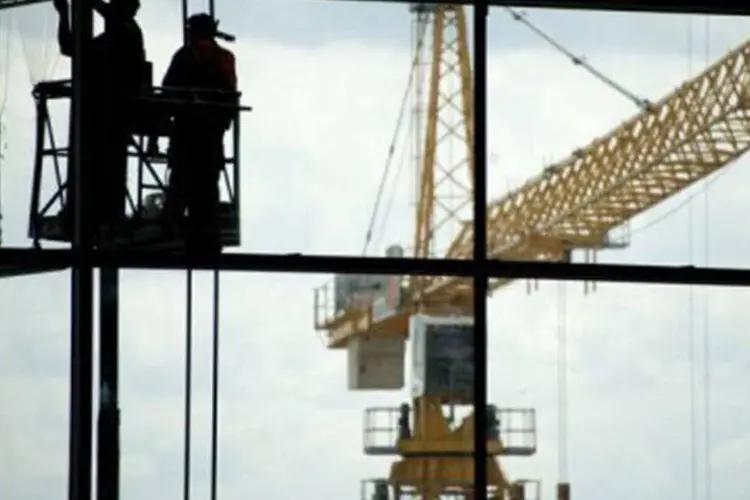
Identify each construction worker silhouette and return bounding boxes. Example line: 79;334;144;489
53;0;146;237
159;13;237;254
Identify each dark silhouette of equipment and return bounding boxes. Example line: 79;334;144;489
53;0;146;234
27;9;249;251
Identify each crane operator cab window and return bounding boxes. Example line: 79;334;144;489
27;6;247;253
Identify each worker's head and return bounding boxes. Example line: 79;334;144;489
110;0;140;19
186;13;218;41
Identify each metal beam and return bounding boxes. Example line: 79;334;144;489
326;0;750;16
2;248;750;286
0;265;66;278
68;0;95;497
96;267;120;500
0;0;50;10
472;4;489;498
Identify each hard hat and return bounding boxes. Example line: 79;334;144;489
186;13;218;39
110;0;140;17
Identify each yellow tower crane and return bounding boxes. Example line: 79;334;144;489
313;5;750;500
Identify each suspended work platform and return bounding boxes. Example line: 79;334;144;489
361;475;541;499
363;406;537;457
27;77;249;252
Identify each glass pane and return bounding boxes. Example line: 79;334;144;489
488;9;750;270
4;0;417;257
489;279;747;500
1;273;747;498
0;270;70;498
294;267;750;499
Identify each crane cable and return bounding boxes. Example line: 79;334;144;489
701;17;712;500
628;168;726;237
505;7;725;240
687;17;698;500
688;21;715;500
0;15;9;110
0;16;10;247
556;282;568;483
361;18;429;255
622;19;712;500
623;20;722;241
687;22;698;500
373;127;411;253
372;14;424;253
367;7;655;253
183;270;193;500
687;19;714;500
504;8;652;111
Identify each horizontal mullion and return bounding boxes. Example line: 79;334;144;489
323;0;750;16
1;248;750;287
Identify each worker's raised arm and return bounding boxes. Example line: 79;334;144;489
53;0;72;57
93;0;137;26
93;0;111;19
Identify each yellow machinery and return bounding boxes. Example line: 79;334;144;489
313;4;750;499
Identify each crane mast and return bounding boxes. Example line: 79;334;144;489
411;3;473;265
386;5;535;499
321;5;540;499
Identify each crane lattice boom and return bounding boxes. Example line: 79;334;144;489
316;34;750;349
424;36;750;305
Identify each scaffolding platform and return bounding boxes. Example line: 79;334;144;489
360;477;502;500
363;406;537;457
34;200;239;251
360;476;540;499
27;77;249;252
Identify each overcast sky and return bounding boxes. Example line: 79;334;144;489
1;1;750;500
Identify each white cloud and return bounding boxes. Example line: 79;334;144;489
0;3;749;500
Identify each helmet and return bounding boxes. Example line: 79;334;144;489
110;0;140;18
186;13;218;40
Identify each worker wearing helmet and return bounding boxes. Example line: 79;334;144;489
53;0;147;238
158;13;237;255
